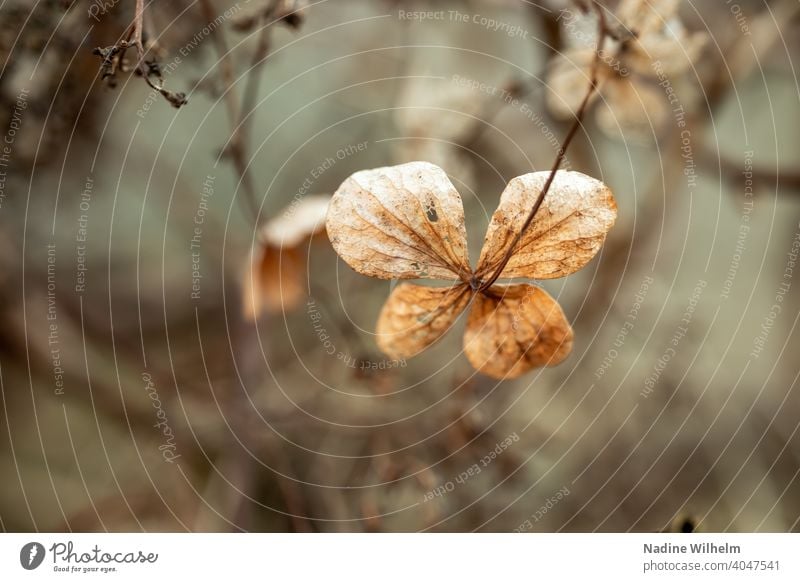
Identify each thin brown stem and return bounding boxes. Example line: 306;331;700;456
200;0;281;227
133;0;144;60
198;0;260;224
234;6;278;224
478;1;608;293
128;0;150;80
94;0;186;106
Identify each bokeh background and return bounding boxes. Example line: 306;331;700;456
1;0;799;532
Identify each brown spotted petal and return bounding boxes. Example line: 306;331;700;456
463;284;573;379
326;161;471;280
475;170;617;281
376;283;471;359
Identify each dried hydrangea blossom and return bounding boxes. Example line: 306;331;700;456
326;161;617;379
547;0;707;137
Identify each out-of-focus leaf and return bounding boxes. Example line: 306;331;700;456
243;195;329;319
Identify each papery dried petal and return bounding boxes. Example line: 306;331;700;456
242;245;305;319
464;284;573;379
327;162;472;280
546;49;610;120
376;283;471;359
596;77;669;137
261;194;330;247
475;170;617;281
616;0;680;37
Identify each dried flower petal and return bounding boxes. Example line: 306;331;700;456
475;170;617;281
394;75;484;142
261;194;330;247
242;245;305;319
326;161;471;280
596;78;668;137
630;22;707;75
548;0;706;133
616;0;681;37
546;49;610;120
242;195;329;319
376;283;471;359
463;284;573;379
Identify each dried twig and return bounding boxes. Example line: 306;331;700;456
198;0;258;222
93;0;187;107
478;0;609;292
230;3;280;223
202;0;292;224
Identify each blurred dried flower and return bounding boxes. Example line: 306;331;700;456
393;73;486;188
326;161;617;379
242;194;330;318
547;0;707;136
231;0;307;32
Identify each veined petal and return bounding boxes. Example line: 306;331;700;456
464;284;573;379
376;283;471;359
475;170;617;281
327;161;471;280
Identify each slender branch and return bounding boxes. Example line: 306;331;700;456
477;1;608;292
198;0;253;207
201;0;281;226
233;6;278;224
94;0;187;107
132;0;145;61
